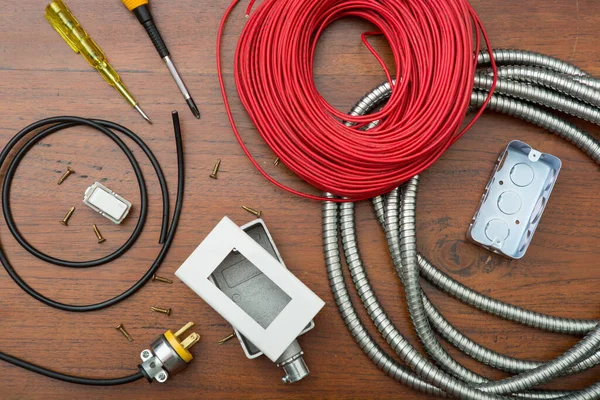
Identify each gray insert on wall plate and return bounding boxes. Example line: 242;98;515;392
467;140;561;259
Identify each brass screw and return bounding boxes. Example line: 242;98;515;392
209;159;221;179
274;157;280;166
116;323;133;342
150;306;172;316
242;205;262;218
60;206;76;226
152;274;173;284
57;166;74;185
218;332;236;345
92;224;105;243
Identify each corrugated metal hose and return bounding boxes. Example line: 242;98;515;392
322;49;600;399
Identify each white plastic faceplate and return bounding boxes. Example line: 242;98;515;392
175;217;325;362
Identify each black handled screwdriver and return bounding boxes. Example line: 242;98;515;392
121;0;201;119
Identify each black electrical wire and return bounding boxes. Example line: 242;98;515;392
2;119;150;267
0;112;184;312
0;114;184;311
0;112;185;385
0;353;144;386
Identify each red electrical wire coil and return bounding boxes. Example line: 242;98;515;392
217;0;497;201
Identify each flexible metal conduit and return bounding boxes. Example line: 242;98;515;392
473;75;600;125
476;50;588;76
323;49;600;399
491;66;600;108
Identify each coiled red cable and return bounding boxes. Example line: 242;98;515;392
217;0;497;201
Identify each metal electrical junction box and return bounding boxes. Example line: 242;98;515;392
467;140;562;259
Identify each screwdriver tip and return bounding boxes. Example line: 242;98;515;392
186;98;201;119
135;104;152;124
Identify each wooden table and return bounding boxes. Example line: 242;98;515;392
0;0;598;398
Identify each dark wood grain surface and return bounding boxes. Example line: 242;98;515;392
0;0;598;399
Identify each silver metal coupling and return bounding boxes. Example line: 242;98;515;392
276;341;310;383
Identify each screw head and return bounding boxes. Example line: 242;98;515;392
98;238;106;244
67;166;74;173
60;220;68;226
158;373;166;380
142;350;150;358
116;324;123;330
209;173;217;179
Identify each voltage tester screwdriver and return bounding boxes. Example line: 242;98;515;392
121;0;201;119
45;0;152;124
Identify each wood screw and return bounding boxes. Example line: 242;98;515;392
210;159;221;179
150;306;172;316
93;224;105;243
218;332;236;345
152;274;173;284
60;206;75;226
57;166;74;185
242;206;262;218
116;323;133;342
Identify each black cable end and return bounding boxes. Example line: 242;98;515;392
186;98;201;119
171;111;182;154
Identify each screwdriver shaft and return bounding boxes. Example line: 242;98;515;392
164;56;200;119
135;104;152;124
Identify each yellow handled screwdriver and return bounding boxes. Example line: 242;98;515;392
45;0;151;124
121;0;201;119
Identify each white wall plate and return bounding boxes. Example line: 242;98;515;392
175;217;325;361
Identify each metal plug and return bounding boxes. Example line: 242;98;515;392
139;322;201;383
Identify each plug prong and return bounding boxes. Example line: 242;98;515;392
181;332;201;350
174;322;195;338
